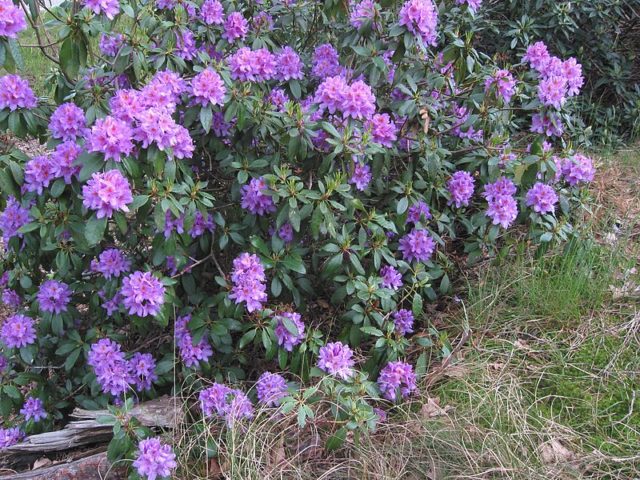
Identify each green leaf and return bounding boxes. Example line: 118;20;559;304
77;152;104;182
3;385;21;400
326;427;347;451
59;37;80;79
50;178;66;198
397;196;409;214
64;348;81;371
412;292;423;317
6;39;23;71
200;106;213;134
238;329;257;348
85;216;107;246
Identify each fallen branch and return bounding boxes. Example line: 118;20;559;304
0;451;126;480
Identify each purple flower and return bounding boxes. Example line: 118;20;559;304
252;11;273;32
82;170;133;219
200;383;254;426
0;75;37;111
133;438;177;480
91;248;131;279
486;194;518;228
99;33;124;56
2;289;21;308
398;0;438;45
0;427;23;448
407;201;431;224
191;68;226;107
393;309;414;335
175;315;213;368
222;12;248;42
0;196;30;243
241;177;276;215
83;0;119;19
483;177;517;203
526;182;558;214
128;352;157;391
189;211;215;238
523;41;550;72
176;30;197;60
24;155;57;194
559;154;595;186
377;361;417;401
312;44;342;78
37;280;71;314
20;397;47;422
317;342;355;380
350;162;372;191
277;223;294;243
342;80;376;120
120;271;166;317
88;338;130;396
398;229;435;263
276;47;304;81
315;75;349;114
274;311;305;351
0;0;27;38
1;314;36;349
268;88;289;110
52;141;82;184
110;89;144;123
367;113;398;147
562;58;584;96
485;69;516;104
350;0;378;29
49;103;87;141
447;171;475;208
531;112;564;137
456;0;481;10
229;253;267;312
200;0;224;24
87;116;135;162
538;75;567;109
256;372;288;406
380;265;402;290
229;47;277;82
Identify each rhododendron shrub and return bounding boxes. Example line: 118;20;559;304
0;0;595;465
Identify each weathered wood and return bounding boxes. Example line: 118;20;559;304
0;396;181;465
0;451;126;479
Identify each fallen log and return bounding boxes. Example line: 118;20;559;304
0;451;126;479
0;396;181;467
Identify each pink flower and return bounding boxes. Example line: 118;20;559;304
82;169;133;218
0;0;27;38
120;271;166;317
0;75;37;111
84;0;120;19
191;68;226;106
222;12;248;42
87;116;135;163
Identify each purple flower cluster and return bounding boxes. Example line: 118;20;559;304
380;265;402;290
83;0;119;19
120;271;166;317
0;427;23;448
2;289;21;308
87;116;135;162
0;0;27;38
99;33;124;56
366;113;398;147
399;229;435;263
200;383;254;426
484;177;518;228
133;438;177;480
229;47;277;82
91;248;131;279
456;0;481;11
523;41;584;109
276;47;304;81
531;112;564;137
1;314;36;348
556;154;595;186
175;315;213;368
350;162;372;191
0;196;30;243
350;0;378;29
222;12;248;42
88;338;158;397
49;103;87;140
526;182;558;214
274;311;305;351
52;141;82;183
407;201;431;224
241;177;276;215
377;361;417;401
229;253;267;312
189;211;215;237
256;372;288;406
0;75;37;111
200;0;224;24
447;171;475;208
312;44;343;78
82;170;133;218
191;68;226;106
392;309;414;336
24;155;57;194
20;397;47;422
37;280;72;314
485;69;516;104
316;77;376;120
399;0;438;45
317;341;355;380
